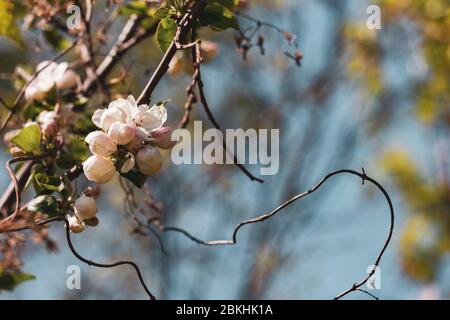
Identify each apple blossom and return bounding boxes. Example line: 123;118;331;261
24;61;79;102
52;62;79;89
108;121;135;145
83;155;116;184
74;195;98;221
85;131;117;157
136;145;162;175
92;95;167;140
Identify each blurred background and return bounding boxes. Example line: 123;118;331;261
0;0;449;299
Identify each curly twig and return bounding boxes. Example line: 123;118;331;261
0;216;155;300
161;168;394;299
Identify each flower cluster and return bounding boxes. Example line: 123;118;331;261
25;61;79;102
83;95;175;184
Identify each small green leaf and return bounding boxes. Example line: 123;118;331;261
199;3;239;31
156;17;177;52
155;99;171;107
120;0;149;15
10;123;41;155
34;173;64;193
152;6;170;20
0;269;35;292
27;195;59;216
120;170;147;188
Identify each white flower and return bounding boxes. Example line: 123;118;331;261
83;155;116;184
37;110;59;139
108;121;135;145
74;195;98;221
92;106;127;131
37;110;57;124
85;131;117;157
92;95;167;140
54;64;78;89
120;152;135;173
24;61;78;102
25;81;52;102
67;215;85;233
136;145;162;175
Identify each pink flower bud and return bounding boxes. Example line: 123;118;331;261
56;69;79;89
150;127;177;149
83;155;116;184
108;122;135;145
42;119;59;139
74;195;98;221
85;131;117;157
136;146;163;175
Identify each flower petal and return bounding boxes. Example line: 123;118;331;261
149;104;167;126
108;98;133;120
92;109;105;129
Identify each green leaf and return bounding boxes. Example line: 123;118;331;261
34;173;64;193
152;5;170;20
27;195;59;216
120;170;147;188
120;0;150;15
0;269;35;292
0;0;24;47
156;17;177;52
199;3;239;31
10;123;42;155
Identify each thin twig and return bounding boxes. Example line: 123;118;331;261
161;168;394;299
136;0;207;104
196;63;264;183
0;216;155;300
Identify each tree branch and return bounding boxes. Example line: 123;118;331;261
136;0;207;104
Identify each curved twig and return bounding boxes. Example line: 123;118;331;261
4;154;52;221
161;168;394;299
0;216;155;300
